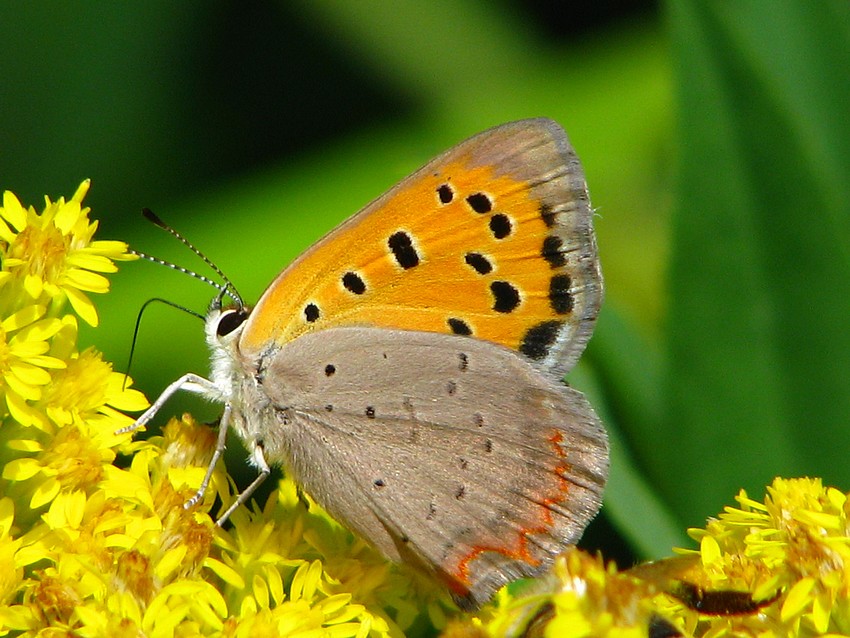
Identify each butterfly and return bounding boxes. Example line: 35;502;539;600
128;118;608;609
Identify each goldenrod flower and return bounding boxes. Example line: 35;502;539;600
211;468;448;637
681;477;850;635
1;334;148;533
0;498;23;607
462;548;680;638
0;304;66;429
0;180;133;327
39;340;149;432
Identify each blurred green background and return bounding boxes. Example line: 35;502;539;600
2;1;849;566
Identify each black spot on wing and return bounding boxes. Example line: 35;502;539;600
489;214;512;239
466;192;492;213
448;318;472;335
464;252;493;275
490;281;520;313
520;321;564;360
540;202;557;228
437;183;454;204
342;271;366;294
550;274;573;314
304;303;320;322
542;235;566;268
388;231;420;269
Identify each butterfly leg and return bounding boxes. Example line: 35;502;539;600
183;401;233;512
115;373;219;434
213;441;271;527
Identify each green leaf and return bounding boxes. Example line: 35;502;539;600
657;0;850;524
583;306;690;556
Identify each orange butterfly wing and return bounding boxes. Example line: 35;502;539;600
240;118;601;377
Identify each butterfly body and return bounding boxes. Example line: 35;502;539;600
131;118;607;609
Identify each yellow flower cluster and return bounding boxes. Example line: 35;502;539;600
0;184;447;637
678;477;850;636
456;477;850;637
455;548;670;638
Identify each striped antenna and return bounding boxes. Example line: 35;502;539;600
132;208;244;308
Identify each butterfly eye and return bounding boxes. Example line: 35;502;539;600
216;308;248;337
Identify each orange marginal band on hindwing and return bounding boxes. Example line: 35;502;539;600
240;118;602;379
452;429;574;581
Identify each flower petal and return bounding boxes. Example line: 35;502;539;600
1;305;46;332
71;179;91;204
203;557;245;589
6;392;41;428
107;387;149;412
154;545;187;582
53;200;82;235
0;497;14;535
21;354;67;369
5;373;42;401
781;577;815;621
7;340;49;358
66;253;118;273
9;361;52;386
64;285;99;326
65;268;110;293
0;217;15;243
30;476;61;509
0;605;35;631
23;273;43;299
91;241;134;260
1;191;27;231
2;458;42;481
6;439;43;453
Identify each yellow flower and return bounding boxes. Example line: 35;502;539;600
39;342;149;432
0;180;135;326
0;498;23;606
0;304;66;429
3;421;117;511
465;548;678;638
0;334;149;529
682;477;850;635
208;448;432;637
